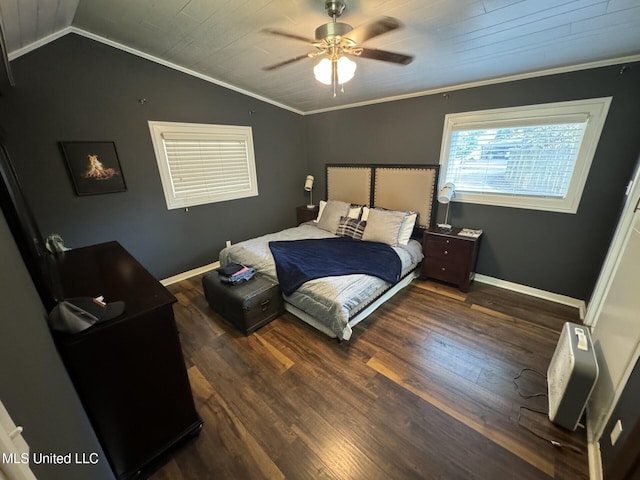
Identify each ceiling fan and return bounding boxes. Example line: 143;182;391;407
262;0;414;96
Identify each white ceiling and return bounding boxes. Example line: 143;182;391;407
1;0;640;114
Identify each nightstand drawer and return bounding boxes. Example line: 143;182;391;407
423;257;467;284
424;235;470;260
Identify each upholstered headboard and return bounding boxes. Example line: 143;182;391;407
326;164;439;229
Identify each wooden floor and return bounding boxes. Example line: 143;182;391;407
150;276;590;480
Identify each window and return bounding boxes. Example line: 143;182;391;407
439;97;611;213
148;121;258;209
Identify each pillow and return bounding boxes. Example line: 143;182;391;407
317;200;351;233
315;200;327;222
348;205;363;219
361;206;370;221
398;212;418;245
317;202;362;223
361;208;407;245
335;216;367;240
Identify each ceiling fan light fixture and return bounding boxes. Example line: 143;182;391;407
337;56;357;83
313;56;356;85
262;0;412;97
313;58;332;85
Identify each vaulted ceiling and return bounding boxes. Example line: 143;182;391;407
1;0;640;113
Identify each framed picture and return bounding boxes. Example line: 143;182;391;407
60;141;127;195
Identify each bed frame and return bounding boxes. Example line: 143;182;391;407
283;163;440;340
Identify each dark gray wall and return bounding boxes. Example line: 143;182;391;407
0;209;114;480
306;63;640;300
1;32;639;301
0;33;308;280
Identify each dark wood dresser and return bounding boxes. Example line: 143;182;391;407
420;227;482;292
51;241;202;479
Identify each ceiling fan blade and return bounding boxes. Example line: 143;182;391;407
357;47;414;65
344;17;402;44
262;28;315;44
262;54;311;71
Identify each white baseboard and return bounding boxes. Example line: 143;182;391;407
588;441;602;480
587;412;603;480
161;261;220;286
474;274;587;319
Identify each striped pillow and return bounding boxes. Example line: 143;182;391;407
335;216;367;240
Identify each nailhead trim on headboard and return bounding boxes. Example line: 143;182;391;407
325;164;440;228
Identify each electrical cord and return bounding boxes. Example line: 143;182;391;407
516;406;584;454
512;367;548;399
512;368;585;455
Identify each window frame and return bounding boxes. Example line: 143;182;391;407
438;97;612;213
148;121;258;210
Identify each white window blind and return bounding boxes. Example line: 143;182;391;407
439;98;611;213
149;122;258;209
447;121;586;197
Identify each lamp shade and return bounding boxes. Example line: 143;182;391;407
437;183;455;204
313;56;357;85
336;56;356;84
304;175;314;192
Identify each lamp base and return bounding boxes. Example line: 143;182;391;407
437;223;453;232
306;204;316;209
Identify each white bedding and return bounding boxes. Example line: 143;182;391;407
219;223;423;339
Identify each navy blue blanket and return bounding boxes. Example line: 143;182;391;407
268;237;402;296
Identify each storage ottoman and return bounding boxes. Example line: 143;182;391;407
202;272;283;334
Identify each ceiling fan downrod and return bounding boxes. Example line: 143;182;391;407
325;1;346;20
316;0;353;42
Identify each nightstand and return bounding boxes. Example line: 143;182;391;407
420;227;482;292
296;205;319;225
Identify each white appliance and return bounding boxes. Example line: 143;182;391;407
547;322;599;430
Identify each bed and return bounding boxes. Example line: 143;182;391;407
219;164;439;340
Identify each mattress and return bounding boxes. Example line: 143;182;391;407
219;223;423;338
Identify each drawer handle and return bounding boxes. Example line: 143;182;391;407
444;250;448;254
446;239;450;244
260;299;270;312
441;267;446;271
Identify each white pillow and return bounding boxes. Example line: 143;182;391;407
348;205;363;219
361;206;370;222
315;200;327;222
398;212;417;245
361;208;407;245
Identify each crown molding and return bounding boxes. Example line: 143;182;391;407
7;26;72;62
8;27;640;116
303;54;640;115
9;27;305;116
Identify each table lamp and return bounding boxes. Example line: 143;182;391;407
437;182;455;231
304;175;314;208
